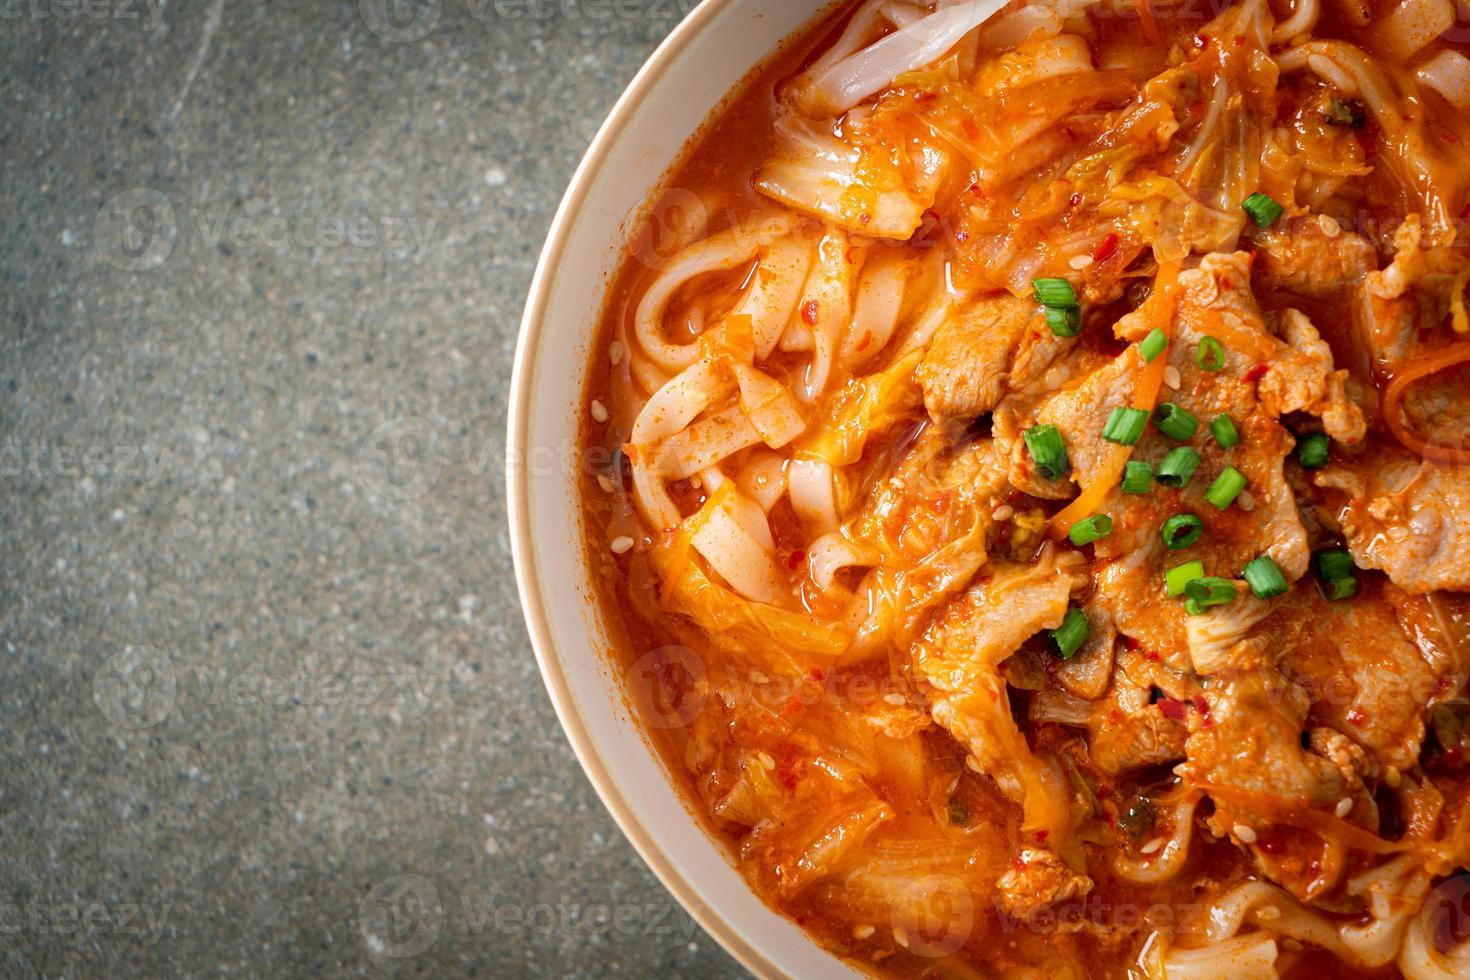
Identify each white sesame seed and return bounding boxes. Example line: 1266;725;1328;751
1256;905;1282;922
893;926;910;948
1335;797;1353;818
1140;838;1164;855
883;693;906;706
590;399;609;424
1069;254;1094;270
750;671;770;685
689;474;702;490
965;756;983;774
992;504;1015;521
610;535;635;555
1238;490;1256;512
853;924;876;940
1164;365;1182;390
609;340;625;365
596;474;616;493
758;751;776;770
1319;215;1342;239
1233;824;1258;844
1385;766;1402;788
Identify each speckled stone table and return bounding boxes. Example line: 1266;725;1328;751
0;1;744;975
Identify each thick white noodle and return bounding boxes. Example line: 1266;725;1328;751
735;450;788;513
1161;933;1279;980
841;247;911;369
1113;800;1196;884
1196;856;1433;971
730;232;814;359
631;360;729;447
630;360;732;529
635;229;761;372
1271;0;1321;41
1416;48;1470;111
629;349;671;398
733;363;808;448
788;457;841;531
1375;0;1454;61
690;488;784;603
798;226;856;404
807;531;880;591
659;409;764;480
1339;855;1433;968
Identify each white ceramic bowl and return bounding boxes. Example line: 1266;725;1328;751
507;1;862;976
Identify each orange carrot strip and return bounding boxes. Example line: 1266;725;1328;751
1048;445;1130;539
1382;340;1470;464
1050;263;1181;538
1129;261;1182;412
1135;0;1161;44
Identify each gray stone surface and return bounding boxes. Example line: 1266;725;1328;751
0;1;744;976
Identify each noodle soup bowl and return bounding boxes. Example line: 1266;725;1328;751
508;0;863;976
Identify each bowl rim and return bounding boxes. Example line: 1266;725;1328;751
507;2;792;976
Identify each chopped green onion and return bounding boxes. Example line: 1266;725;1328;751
1044;305;1082;337
1052;606;1090;659
1121;460;1154;494
1119;795;1158;840
1024;424;1069;480
1032;278;1078;308
1242;192;1284;228
1185;576;1239;611
1242;555;1289;599
1196;335;1226;372
1139;328;1169;363
1315;549;1358;601
1204;466;1247;509
1183;596;1206;616
1165;560;1205;597
1068;514;1114;546
1317;549;1355;581
1161;513;1204;549
1210;414;1240;449
1103;407;1150;446
1154;402;1200;441
1325;98;1366;129
1298;432;1330;469
1156;447;1202;488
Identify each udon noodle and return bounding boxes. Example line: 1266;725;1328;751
580;0;1470;975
